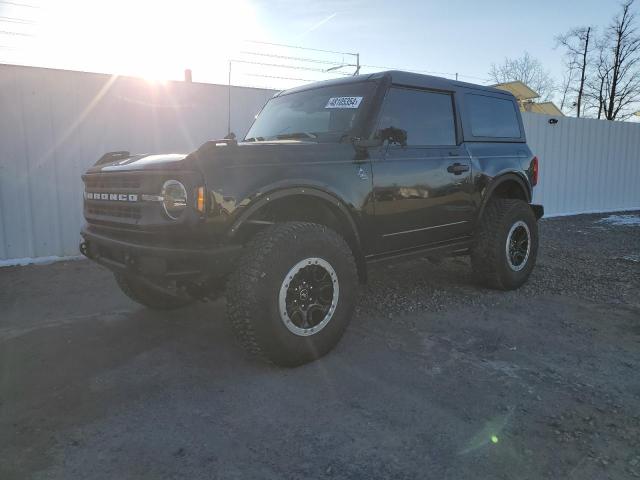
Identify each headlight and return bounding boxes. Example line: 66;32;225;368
161;180;188;219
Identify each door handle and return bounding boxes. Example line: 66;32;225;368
447;163;470;175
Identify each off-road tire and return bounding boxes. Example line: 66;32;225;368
226;222;358;367
115;274;195;310
471;198;538;290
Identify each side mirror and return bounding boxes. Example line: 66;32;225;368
377;126;407;147
351;137;382;161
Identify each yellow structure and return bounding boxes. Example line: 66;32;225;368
522;101;564;116
492;81;539;101
493;81;564;116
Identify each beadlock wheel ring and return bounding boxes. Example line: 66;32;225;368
505;220;531;272
278;257;339;337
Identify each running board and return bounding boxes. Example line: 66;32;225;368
365;238;473;265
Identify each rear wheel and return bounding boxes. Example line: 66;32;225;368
226;222;358;367
471;198;539;290
115;274;195;310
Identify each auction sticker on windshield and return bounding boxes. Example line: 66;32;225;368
325;96;363;109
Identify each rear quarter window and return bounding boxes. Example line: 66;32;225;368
466;93;522;139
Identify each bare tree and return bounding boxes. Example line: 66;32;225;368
488;52;556;101
556;26;592;117
600;0;640;120
586;38;615;118
558;68;576;113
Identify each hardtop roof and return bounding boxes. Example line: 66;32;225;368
276;70;512;98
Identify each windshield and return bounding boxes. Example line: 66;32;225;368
245;81;377;142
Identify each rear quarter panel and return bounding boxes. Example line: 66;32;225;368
456;87;535;215
465;142;533;208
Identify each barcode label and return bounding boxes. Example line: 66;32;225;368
325;96;363;109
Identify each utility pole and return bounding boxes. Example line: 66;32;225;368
227;61;232;136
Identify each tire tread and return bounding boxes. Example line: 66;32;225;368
471;198;537;290
226;222;356;364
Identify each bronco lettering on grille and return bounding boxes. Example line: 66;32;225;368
85;192;138;202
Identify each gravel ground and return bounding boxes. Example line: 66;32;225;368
1;211;639;479
362;213;640;316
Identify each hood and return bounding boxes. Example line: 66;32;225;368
185;139;351;169
87;153;191;173
86;139;359;175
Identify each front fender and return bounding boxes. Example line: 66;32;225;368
227;184;362;245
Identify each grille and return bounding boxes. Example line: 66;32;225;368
84;173;144;224
86;204;141;220
84;176;141;190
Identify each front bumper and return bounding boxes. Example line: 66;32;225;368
80;227;242;281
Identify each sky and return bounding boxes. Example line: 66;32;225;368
0;0;629;96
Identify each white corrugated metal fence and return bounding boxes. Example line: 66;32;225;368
0;64;275;261
523;112;640;216
0;64;639;261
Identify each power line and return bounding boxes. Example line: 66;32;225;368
0;1;39;7
245;42;487;83
234;42;490;90
245;40;358;57
243;72;319;83
239;50;346;67
0;29;32;36
230;58;352;76
0;16;35;24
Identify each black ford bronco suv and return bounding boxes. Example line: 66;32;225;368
80;71;543;366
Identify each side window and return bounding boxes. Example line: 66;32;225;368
376;87;456;146
467;94;521;138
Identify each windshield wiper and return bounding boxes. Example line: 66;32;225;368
275;132;318;140
244;136;265;142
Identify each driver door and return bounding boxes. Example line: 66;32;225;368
371;86;474;253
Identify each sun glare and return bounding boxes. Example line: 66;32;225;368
34;0;264;83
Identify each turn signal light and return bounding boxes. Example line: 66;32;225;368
531;156;539;186
196;186;205;213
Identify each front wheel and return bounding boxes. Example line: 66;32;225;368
471;198;539;290
226;222;358;367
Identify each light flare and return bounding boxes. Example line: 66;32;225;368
34;0;264;82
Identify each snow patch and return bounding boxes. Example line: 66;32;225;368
0;255;85;268
620;254;640;263
597;214;640;227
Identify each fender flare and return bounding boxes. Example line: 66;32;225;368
227;186;362;250
476;172;532;224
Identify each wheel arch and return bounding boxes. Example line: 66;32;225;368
229;187;367;283
477;172;531;225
